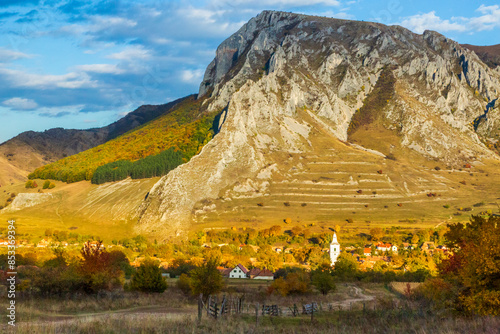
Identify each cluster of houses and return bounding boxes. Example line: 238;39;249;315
0;238;108;249
346;240;449;269
218;264;274;280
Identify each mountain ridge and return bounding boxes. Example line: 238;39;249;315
0;95;192;185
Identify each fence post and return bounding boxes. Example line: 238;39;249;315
198;294;203;324
207;295;211;316
256;303;259;327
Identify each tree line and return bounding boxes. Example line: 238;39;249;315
28;96;218;183
91;148;184;184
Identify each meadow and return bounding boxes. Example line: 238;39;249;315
2;280;499;334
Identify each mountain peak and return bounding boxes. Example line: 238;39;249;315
140;11;500;238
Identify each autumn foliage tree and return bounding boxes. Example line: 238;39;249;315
268;271;311;296
438;216;500;315
188;257;225;302
79;241;123;293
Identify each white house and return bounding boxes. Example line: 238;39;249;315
229;264;248;279
330;232;341;266
376;242;398;253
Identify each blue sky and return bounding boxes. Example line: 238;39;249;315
0;0;499;143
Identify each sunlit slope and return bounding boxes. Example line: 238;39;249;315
29;95;218;183
0;177;159;241
190;110;500;232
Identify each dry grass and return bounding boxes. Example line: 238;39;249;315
2;283;499;333
388;282;422;296
5;304;500;334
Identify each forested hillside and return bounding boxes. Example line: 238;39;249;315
29;96;219;183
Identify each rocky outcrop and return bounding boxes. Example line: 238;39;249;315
2;193;53;212
138;11;500;238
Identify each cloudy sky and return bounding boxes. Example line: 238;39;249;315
1;0;499;143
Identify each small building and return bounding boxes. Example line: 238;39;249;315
364;247;372;256
248;267;274;280
402;242;413;250
229;264;248;279
421;242;436;253
253;269;274;280
376;242;397;253
37;239;50;248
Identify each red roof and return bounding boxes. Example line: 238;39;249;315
217;267;231;277
364;248;371;253
236;264;249;274
255;269;274;277
248;268;261;276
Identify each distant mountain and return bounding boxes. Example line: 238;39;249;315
0;96;191;185
462;44;500;69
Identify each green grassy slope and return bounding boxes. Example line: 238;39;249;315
29;96;219;183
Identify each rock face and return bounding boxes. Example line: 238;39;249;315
137;11;500;238
3;193;53;212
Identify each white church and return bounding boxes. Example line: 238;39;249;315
330;232;341;266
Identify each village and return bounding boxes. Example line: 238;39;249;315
0;225;449;279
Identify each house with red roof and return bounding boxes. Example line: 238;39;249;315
253;268;274;280
228;264;249;279
376;242;397;253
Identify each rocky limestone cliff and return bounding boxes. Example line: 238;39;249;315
137;11;500;238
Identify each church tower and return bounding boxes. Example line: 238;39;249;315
330;232;341;266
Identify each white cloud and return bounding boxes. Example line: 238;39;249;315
107;46;151;60
75;64;124;74
0;47;33;62
0;67;96;89
118;111;131;117
468;5;500;31
209;0;340;7
398;11;466;34
3;97;38;110
180;69;204;84
397;6;500;35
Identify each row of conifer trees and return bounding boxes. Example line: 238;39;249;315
91;148;184;184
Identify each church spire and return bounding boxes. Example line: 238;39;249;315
331;232;338;244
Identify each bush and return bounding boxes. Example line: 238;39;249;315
268;271;311;296
25;180;38;188
177;273;192;296
42;180;51;189
312;267;336;295
413;278;454;310
130;259;167;293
